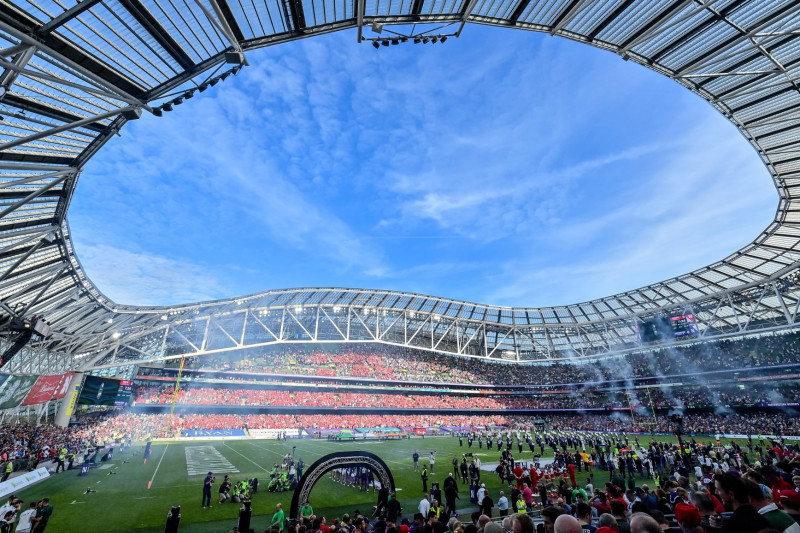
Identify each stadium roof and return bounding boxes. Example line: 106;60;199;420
2;0;800;374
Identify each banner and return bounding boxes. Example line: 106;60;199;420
53;373;74;400
64;385;81;417
247;429;300;438
0;375;39;410
21;374;64;406
180;429;246;437
0;467;49;498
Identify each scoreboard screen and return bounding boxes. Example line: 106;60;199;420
670;314;698;337
78;376;133;406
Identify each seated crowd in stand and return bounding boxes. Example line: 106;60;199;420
169;332;800;386
63;411;800;443
131;383;800;410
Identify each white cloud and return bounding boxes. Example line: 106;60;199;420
77;244;232;306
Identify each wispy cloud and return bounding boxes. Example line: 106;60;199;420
69;26;777;309
77;244;232;306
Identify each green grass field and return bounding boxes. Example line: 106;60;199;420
12;434;723;533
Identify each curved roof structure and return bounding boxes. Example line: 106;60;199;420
2;0;800;375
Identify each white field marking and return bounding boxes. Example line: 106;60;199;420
184;445;238;477
235;439;288;460
222;441;270;473
149;444;170;486
135;496;157;500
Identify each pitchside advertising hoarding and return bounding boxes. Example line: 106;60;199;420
20;373;74;406
0;375;38;409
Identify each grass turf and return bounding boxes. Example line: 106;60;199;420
13;434;735;533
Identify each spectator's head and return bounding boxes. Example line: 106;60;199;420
673;503;702;533
484;522;503;533
646;510;668;530
576;503;592;522
780;490;800;512
541;506;566;533
715;473;748;508
553;515;581;533
597;514;618;531
512;514;533;533
609;500;627;520
629;513;660;533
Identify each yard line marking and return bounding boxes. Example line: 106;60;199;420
148;444;169;489
237;439;289;460
222;441;271;473
184;445;239;478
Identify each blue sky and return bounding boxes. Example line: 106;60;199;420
70;25;777;308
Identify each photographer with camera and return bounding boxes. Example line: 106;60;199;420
203;472;215;509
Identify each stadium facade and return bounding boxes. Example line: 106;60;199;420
2;0;800;377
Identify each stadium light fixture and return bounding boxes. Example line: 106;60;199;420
414;37;421;44
422;37;429;44
432;37;439;43
440;36;447;43
381;40;390;46
372;41;380;49
162;102;173;112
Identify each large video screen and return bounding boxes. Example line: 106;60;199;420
670;314;698;337
78;376;133;406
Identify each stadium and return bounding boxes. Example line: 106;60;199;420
2;0;800;532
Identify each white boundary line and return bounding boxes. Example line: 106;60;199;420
148;444;169;489
222;441;272;473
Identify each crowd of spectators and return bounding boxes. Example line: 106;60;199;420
169;332;800;388
63;410;800;440
131;382;800;411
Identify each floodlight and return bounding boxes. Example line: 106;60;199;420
152;108;163;117
432;36;438;43
440;36;447;43
162;102;173;112
381;40;389;46
391;38;399;45
414;37;421;44
372;41;380;49
423;37;429;43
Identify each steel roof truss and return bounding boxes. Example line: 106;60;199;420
318;306;346;340
0;44;35;90
118;0;195;70
0;106;137;153
250;311;281;341
18;263;69;317
0;172;71;220
38;0;106;35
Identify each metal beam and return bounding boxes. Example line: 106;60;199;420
38;0;105;34
117;0;195;70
